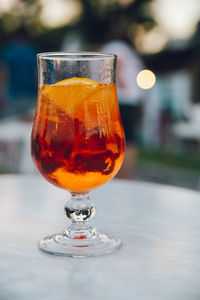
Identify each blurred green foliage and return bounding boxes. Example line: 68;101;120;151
0;0;155;51
138;147;200;172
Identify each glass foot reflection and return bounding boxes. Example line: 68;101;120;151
38;231;122;257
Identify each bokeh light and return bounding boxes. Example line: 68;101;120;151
0;0;16;14
136;69;156;90
39;0;82;28
151;0;200;39
134;26;168;54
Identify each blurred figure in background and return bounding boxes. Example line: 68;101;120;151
61;29;88;52
101;40;144;179
0;26;38;118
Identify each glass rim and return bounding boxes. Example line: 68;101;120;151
37;51;117;61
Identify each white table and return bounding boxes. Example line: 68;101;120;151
173;121;200;140
0;175;200;300
172;104;200;143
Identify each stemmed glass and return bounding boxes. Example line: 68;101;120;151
31;52;125;257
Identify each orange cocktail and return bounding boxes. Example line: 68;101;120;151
31;77;125;193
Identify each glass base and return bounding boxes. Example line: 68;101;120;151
38;231;122;257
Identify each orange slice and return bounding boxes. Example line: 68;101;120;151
54;77;98;87
76;83;119;130
42;77;99;116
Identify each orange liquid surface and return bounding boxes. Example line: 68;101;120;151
31;79;125;193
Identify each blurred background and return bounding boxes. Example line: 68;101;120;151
1;0;200;190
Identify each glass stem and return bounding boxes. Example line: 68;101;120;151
64;193;97;240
